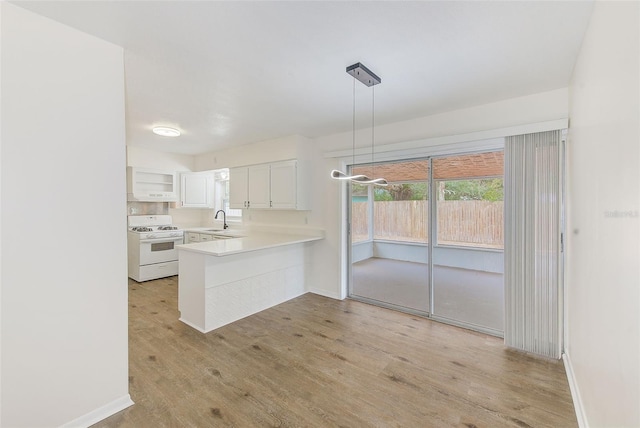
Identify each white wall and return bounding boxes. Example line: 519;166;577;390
370;242;503;274
0;4;4;422
320;88;569;153
352;241;374;264
195;134;311;170
127;145;195;171
1;4;131;427
566;2;640;427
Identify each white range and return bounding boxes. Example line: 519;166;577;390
127;215;184;282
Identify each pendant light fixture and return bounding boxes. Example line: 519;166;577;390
331;62;387;186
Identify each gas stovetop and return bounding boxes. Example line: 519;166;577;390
127;215;183;237
130;225;180;233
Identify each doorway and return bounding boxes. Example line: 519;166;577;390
348;150;505;336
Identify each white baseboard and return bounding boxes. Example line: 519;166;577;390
178;316;208;333
563;352;588;428
309;288;344;300
59;394;134;428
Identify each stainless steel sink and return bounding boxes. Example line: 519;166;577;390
197;229;243;239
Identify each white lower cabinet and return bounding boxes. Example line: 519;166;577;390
186;232;200;243
185;232;225;243
138;261;179;282
178;241;308;333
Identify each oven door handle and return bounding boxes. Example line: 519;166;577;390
140;237;184;244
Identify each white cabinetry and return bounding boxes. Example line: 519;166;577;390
127;167;177;202
185;232;233;243
229;160;309;210
186;232;216;243
229;166;249;209
248;164;271;209
229;164;270;209
185;232;200;243
180;171;214;208
270;160;307;210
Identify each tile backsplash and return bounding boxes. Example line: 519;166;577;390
127;202;169;216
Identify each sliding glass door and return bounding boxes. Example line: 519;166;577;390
350;160;430;314
349;151;505;336
431;152;504;334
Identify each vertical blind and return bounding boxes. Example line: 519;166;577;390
504;130;563;358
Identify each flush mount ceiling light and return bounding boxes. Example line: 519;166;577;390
152;126;181;137
331;62;387;186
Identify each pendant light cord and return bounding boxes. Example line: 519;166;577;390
352;75;356;171
371;85;375;178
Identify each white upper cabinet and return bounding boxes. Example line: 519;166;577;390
180;171;214;208
229;166;249;209
247;164;271;209
271;160;306;209
230;164;270;209
127;167;178;202
229;160;310;210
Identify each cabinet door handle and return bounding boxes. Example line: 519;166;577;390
270;201;273;208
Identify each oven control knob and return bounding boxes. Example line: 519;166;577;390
148;233;156;239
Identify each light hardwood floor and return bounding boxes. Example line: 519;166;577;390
92;276;577;427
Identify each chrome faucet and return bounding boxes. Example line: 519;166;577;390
214;210;228;229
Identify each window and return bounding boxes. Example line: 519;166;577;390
223;180;242;218
214;169;242;220
432;151;504;249
373;182;428;242
350;153;504;249
351;182;369;243
352;159;430;244
435;178;504;249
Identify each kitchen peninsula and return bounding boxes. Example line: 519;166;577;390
177;229;323;333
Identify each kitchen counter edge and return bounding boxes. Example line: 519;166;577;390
177;232;323;257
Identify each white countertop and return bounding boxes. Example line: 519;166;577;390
182;227;245;238
177;231;323;257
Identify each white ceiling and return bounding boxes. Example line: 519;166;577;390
14;1;594;155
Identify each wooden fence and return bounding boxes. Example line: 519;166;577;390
352;200;504;248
